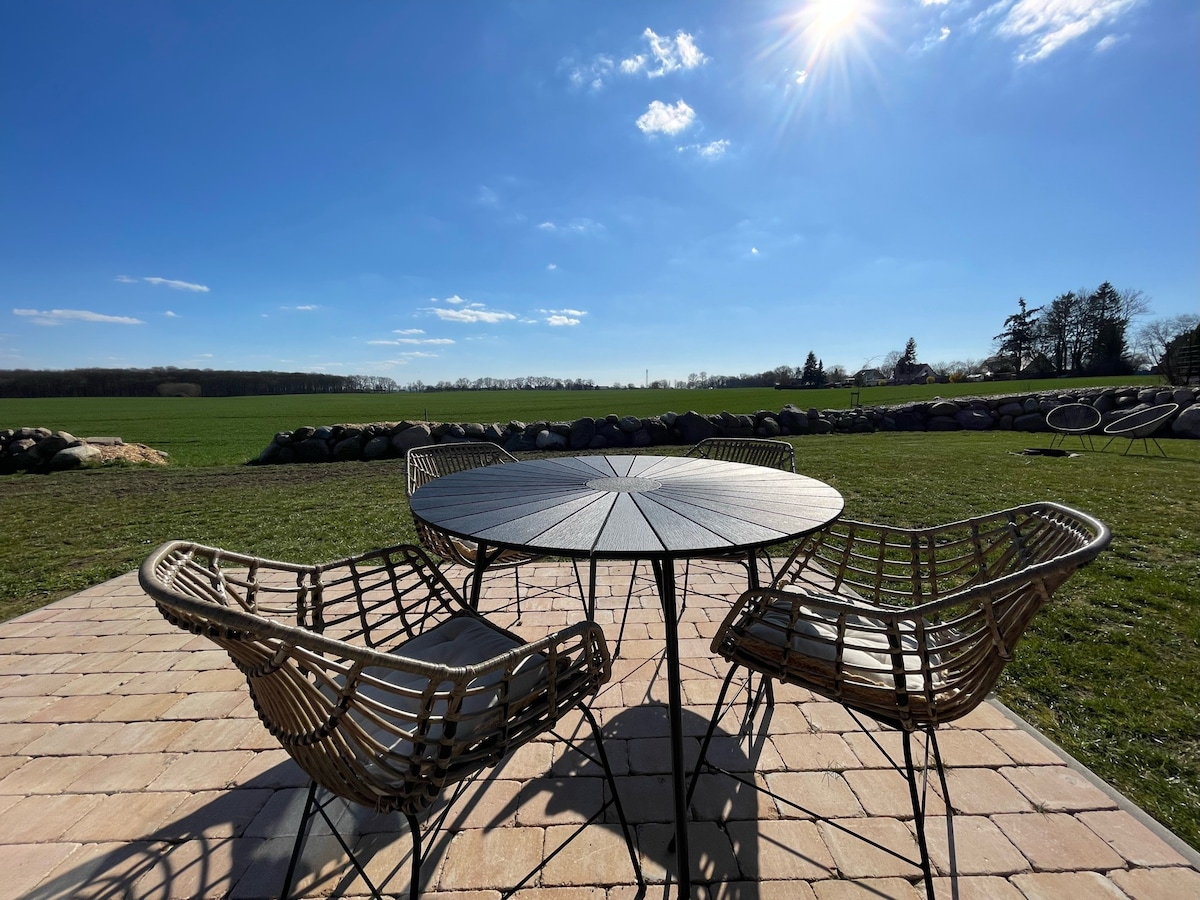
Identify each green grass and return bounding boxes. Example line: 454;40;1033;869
1;425;1196;849
0;375;1162;466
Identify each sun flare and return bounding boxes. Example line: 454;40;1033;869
808;0;865;45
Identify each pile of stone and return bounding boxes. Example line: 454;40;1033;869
0;429;168;474
1;428;107;473
252;384;1199;466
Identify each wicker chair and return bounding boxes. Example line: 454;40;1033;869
406;442;583;615
1101;403;1179;456
140;540;641;900
1045;403;1102;451
690;502;1110;900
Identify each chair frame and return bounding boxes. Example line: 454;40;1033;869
140;540;641;900
1045;402;1101;452
406;442;585;615
690;501;1110;899
1100;403;1178;457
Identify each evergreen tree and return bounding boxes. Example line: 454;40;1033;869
800;351;820;387
994;299;1041;373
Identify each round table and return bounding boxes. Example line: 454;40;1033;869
409;453;844;898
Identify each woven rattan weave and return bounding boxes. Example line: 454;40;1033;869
140;540;639;899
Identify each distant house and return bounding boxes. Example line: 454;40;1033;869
854;368;887;386
890;363;939;385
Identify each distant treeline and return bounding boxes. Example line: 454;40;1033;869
0;368;400;398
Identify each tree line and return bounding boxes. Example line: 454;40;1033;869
0;368;400;398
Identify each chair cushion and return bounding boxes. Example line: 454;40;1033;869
334;617;551;773
743;591;934;693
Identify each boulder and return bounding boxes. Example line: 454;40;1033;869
35;430;78;459
294;438;332;463
1172;404;1200;439
363;435;391;460
676;411;717;445
955;409;994;431
928;400;959;418
391;424;435;453
1173;388;1196;407
48;444;103;470
535;429;568;450
569;417;597;450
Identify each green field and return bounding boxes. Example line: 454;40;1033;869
0;375;1163;466
1;376;1197;851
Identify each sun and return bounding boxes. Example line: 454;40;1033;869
806;0;868;48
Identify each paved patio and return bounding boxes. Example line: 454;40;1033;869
1;559;1197;900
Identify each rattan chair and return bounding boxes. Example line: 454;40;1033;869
1100;403;1178;456
1045;402;1101;451
140;540;641;900
406;442;584;615
690;502;1110;900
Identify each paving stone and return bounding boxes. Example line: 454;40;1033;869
982;728;1065;766
1076;809;1190;867
930;874;1026;899
991;812;1125;871
0;841;81;898
1108;866;1200;899
1001;765;1119;813
818;817;922;879
764;771;865;819
0;753;104;794
1008;870;1130;898
539;822;642;887
0;793;104;842
941;767;1032;815
63;790;189;842
438;827;547;891
921;814;1031;877
17;721;125;756
770;732;860;772
812;877;923;899
843;767;946;819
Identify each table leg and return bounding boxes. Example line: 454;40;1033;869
652;558;691;899
469;542;489;610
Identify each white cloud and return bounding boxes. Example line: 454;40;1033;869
368;337;456;346
426;306;518;324
537;307;587;317
437;295;469;305
547;263;558;271
143;276;210;292
1094;33;1126;51
113;275;138;284
395;328;425;335
280;305;318;311
564;54;615;91
622;29;708;77
537;218;604;235
922;0;951;5
165;310;179;318
997;0;1140;63
546;315;581;327
921;25;953;51
679;139;730;159
795;69;810;85
14;308;145;326
636;99;696;136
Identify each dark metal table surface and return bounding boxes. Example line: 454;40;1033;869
409;453;844;897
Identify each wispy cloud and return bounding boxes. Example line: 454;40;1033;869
996;0;1140;63
14;308;145;326
280;305;318;311
678;139;730;159
1094;33;1127;52
425;302;518;324
621;29;708;77
142;276;210;292
563;54;616;91
368;336;456;345
114;275;138;284
165;311;179;318
537;218;604;235
537;307;587;327
636;99;696;136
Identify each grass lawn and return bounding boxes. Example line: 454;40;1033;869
0;426;1196;850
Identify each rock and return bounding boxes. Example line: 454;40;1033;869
363;435;391;459
391;424;435;453
629;428;654;447
1172;404;1200;439
484;423;508;444
292;426;316;441
928;416;960;431
332;436;363;460
463;422;486;439
929;400;959;418
757;416;782;437
596;421;628;447
617;415;643;434
256;442;282;464
955;409;994;430
48;444;103;470
569;417;596;449
675;411;717;444
1173;388;1196;407
1024;397;1041;414
1014;413;1045;432
294;438;332;463
535;429;568;450
35;430;78;458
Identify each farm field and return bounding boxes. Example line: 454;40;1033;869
0;375;1163;466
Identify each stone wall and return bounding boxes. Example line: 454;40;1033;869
252;384;1200;465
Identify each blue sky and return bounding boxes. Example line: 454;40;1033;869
2;1;1197;387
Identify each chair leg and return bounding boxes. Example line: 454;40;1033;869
902;729;937;900
282;780;386;900
687;664;742;810
581;706;644;889
612;560;639;658
406;813;423;900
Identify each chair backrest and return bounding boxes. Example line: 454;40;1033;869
685;437;796;473
1102;403;1179;438
765;502;1110;727
1045;403;1101;433
406;442;517;496
140;540;608;816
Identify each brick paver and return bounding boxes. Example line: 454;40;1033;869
0;563;1196;898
